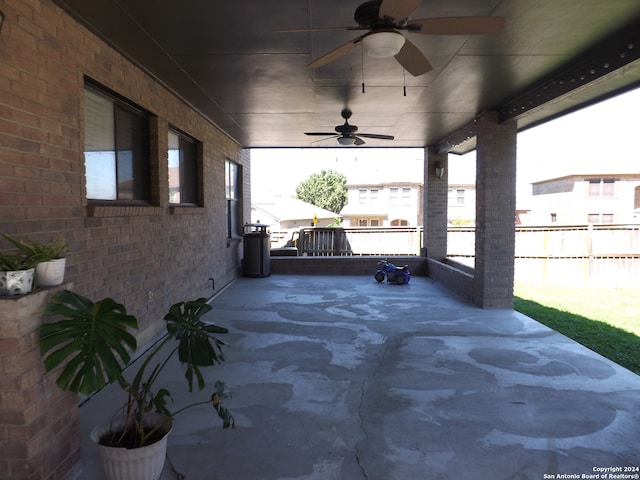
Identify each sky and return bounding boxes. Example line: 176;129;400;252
250;87;640;208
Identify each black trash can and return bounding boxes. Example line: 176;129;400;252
242;223;271;277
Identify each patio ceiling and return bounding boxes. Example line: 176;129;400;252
53;0;640;153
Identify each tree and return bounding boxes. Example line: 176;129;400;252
295;169;347;215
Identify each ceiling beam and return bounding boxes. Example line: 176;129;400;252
436;15;640;154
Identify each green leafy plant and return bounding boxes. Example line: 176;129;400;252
2;233;69;264
40;290;234;448
0;251;35;271
295;169;347;214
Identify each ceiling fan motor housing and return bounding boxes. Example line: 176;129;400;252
355;0;385;28
355;0;410;28
336;123;358;135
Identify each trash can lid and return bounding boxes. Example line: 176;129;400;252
244;223;270;234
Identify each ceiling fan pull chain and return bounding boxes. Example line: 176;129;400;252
403;67;407;96
361;43;366;94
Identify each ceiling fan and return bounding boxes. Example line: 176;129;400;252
277;0;505;76
305;108;394;146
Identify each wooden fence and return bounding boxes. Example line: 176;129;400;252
448;224;640;287
270;225;640;286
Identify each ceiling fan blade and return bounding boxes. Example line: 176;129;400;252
309;135;339;144
407;16;505;35
394;39;433;76
358;133;395;140
274;26;351;33
379;0;421;22
305;132;339;136
354;136;366;146
308;36;364;68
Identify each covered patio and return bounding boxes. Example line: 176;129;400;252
77;275;640;479
3;1;640;478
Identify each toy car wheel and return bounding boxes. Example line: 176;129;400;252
374;272;385;283
395;275;406;285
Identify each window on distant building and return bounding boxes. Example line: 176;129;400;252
550;213;557;223
588;178;615;198
391;219;408;226
448;188;466;206
389;188;397;205
602;179;615;197
168;128;200;205
357;218;382;227
401;187;411;205
588;213;614;223
225;160;242;238
370;188;379;203
83;83;150;202
359;189;367;204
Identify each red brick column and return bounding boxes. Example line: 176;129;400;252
0;287;81;480
474;112;518;308
424;147;449;260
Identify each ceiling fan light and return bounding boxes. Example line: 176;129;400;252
337;136;357;145
363;31;406;58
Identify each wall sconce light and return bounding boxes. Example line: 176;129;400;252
434;161;445;179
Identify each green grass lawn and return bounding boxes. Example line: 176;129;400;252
514;284;640;375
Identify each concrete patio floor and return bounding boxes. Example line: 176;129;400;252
77;275;640;480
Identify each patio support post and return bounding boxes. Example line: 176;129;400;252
474;111;518;308
423;147;448;260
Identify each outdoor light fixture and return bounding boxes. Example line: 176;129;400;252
337;136;357;146
0;11;4;32
434;161;445;179
362;31;406;58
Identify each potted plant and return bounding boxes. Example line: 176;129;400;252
0;250;36;295
2;234;69;287
39;290;235;480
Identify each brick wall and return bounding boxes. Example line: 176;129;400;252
0;0;250;478
270;256;428;276
0;0;250;337
0;286;81;480
424;147;448;260
474;112;517;308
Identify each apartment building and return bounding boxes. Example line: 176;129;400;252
340;182;424;227
528;173;640;224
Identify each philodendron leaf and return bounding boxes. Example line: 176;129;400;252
40;290;138;395
164;298;228;392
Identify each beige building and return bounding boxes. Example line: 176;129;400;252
448;183;476;225
251;195;339;229
528;173;640;224
340;182;424;227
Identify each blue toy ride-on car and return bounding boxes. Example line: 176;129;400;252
374;259;411;285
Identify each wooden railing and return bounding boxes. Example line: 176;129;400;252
281;227;423;256
269;224;640;286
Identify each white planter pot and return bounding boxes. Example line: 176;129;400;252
35;258;66;287
90;415;172;480
0;268;35;296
